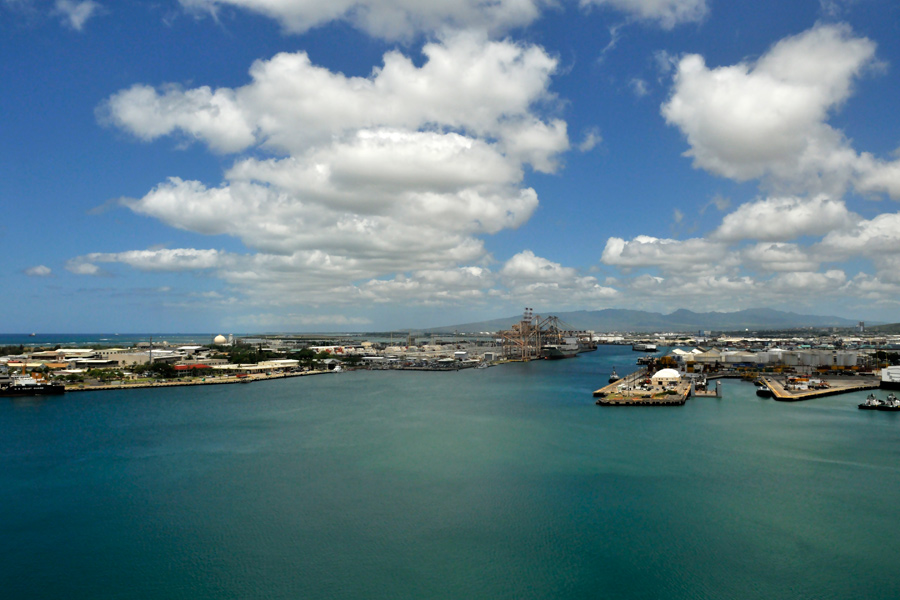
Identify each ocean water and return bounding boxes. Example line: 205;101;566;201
2;346;899;600
0;333;224;348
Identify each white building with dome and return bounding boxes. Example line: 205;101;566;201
213;334;228;345
651;368;681;386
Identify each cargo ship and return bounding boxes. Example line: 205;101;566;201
543;343;578;359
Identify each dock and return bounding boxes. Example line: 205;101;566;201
593;368;647;397
64;369;332;393
760;376;879;402
691;379;722;398
596;392;688;406
594;368;690;406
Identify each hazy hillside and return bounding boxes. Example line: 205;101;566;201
422;308;864;334
861;322;900;334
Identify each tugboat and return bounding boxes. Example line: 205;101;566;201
859;393;882;410
0;374;65;397
755;380;773;398
876;393;900;411
609;368;619;384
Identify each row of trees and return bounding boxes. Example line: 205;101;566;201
875;351;900;366
290;348;362;367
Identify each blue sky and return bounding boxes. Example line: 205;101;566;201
3;0;900;333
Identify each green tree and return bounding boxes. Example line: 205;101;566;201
342;354;362;367
294;348;316;368
149;362;176;379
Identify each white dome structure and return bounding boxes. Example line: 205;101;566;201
213;334;227;345
651;368;681;384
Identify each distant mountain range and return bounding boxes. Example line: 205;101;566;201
423;308;868;334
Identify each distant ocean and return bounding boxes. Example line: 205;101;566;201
0;333;234;347
2;345;898;600
0;332;494;348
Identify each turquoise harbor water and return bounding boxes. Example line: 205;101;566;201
3;346;900;599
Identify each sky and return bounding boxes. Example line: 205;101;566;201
2;0;900;333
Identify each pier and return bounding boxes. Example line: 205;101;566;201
759;376;879;402
64;369;332;393
691;378;722;398
594;368;690;406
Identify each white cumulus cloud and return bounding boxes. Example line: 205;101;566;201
103;32;566;171
178;0;707;39
712;195;857;242
662;23;877;195
740;243;819;273
582;0;708;29
24;265;52;277
601;235;729;271
54;0;101;30
179;0;545;39
80;248;224;271
500;250;618;306
92;34;569;309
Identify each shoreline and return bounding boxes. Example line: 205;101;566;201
63;369;334;393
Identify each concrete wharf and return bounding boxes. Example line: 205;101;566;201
593;368;647;397
594;368;690;406
691;379;722;398
64;369;331;393
759;376;879;402
597;393;688;406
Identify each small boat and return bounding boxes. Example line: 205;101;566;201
859;393;882;410
755;380;773;398
609;368;619;384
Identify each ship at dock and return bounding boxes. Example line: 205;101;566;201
754;380;773;398
609;368;619;384
0;374;66;397
880;366;900;390
632;343;657;352
498;309;582;361
542;337;579;360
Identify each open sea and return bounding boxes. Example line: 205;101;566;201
2;345;899;599
0;334;228;348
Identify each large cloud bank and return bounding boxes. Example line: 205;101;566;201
600;24;900;313
78;32;610;313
